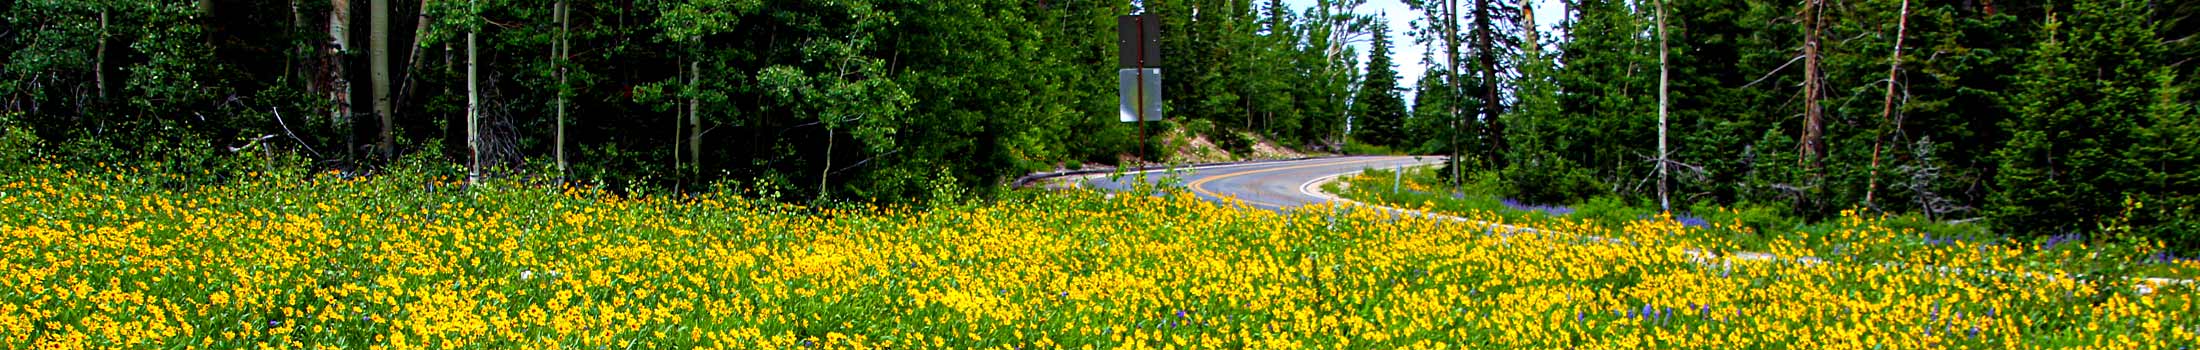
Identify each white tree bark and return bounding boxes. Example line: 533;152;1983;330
1867;0;1910;205
555;1;569;175
466;8;479;184
371;0;393;159
331;0;354;159
1657;0;1670;212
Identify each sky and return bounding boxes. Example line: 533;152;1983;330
1281;0;1567;102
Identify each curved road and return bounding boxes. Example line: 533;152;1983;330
1078;156;1446;211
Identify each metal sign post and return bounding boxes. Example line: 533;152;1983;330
1118;14;1162;166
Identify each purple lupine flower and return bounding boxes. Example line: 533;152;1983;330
1968;325;1980;339
1674;215;1710;228
2042;233;2084;251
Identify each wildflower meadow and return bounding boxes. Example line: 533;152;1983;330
2;166;2195;349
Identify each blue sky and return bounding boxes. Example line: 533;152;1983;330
1281;0;1567;101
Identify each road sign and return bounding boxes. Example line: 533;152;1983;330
1118;68;1162;122
1117;14;1160;68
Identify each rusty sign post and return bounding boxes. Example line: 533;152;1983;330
1118;13;1161;165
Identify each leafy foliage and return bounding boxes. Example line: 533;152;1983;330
0;1;1373;203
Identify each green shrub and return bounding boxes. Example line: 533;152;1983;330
1212;129;1257;156
1341;138;1397;155
0;112;42;171
1572;195;1655;226
1499;156;1604;205
1180;118;1216;138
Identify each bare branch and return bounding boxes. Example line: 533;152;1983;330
1741;54;1807;89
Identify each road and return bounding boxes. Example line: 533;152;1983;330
1077;156;1446;211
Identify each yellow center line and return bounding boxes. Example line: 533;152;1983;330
1186;157;1400;209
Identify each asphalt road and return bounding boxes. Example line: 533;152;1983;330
1078;156;1447;211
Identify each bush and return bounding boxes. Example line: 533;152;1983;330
1499;156;1604;205
1341;138;1397;155
1212;129;1257;156
0;112;42;171
2128;194;2200;254
1180;118;1216;138
1573;195;1655;225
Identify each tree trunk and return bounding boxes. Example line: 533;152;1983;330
466;10;479;184
1519;0;1535;52
555;0;569;175
1867;0;1910;205
1448;0;1464;192
689;59;702;180
1800;0;1826;170
399;0;430;112
1657;0;1671;212
291;0;306;86
372;0;393;160
96;8;107;102
1473;0;1503;167
673;57;684;183
331;0;355;160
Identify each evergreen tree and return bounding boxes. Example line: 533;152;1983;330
1351;21;1408;148
1405;68;1459;155
1499;3;1597;204
1993;0;2174;237
1555;0;1655;193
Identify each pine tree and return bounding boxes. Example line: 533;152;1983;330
1351;21;1408;148
1555;0;1655;194
1498;1;1596;204
1993;0;2171;237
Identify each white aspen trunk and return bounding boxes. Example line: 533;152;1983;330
689;59;701;179
96;9;107;102
463;4;478;178
371;0;392;159
1867;0;1910;205
673;57;684;179
555;1;569;175
400;0;430;104
331;0;355;160
1657;0;1670;212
